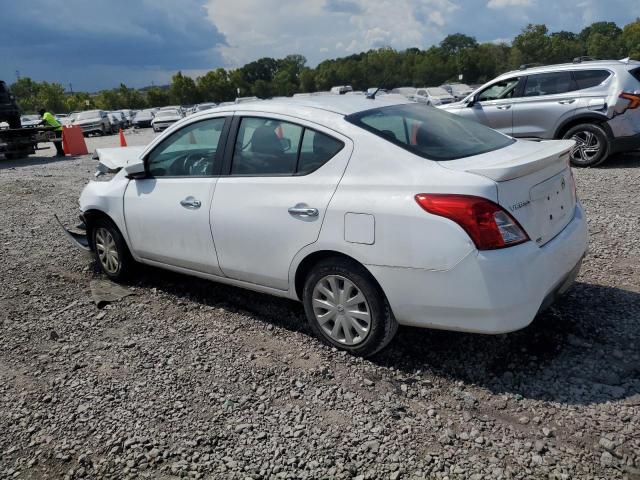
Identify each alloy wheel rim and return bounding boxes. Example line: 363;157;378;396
95;228;119;274
570;130;601;163
312;275;371;346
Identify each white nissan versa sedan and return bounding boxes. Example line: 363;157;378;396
57;95;588;356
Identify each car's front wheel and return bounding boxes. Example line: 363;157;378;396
302;257;397;357
563;123;610;167
91;217;133;282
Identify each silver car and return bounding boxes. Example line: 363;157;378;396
441;59;640;166
412;87;455;106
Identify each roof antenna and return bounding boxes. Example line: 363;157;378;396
366;87;381;100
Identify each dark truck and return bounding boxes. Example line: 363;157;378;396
0;80;59;160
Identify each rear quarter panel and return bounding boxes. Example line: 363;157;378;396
290;126;498;277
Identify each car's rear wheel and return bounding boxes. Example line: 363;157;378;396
91;217;132;282
302;257;397;357
563;123;609;167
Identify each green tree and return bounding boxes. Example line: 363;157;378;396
34;82;67;113
548;31;583;63
145;87;172;107
9;77;40;112
299;68;317;92
580;21;623;59
621;19;640;59
196;68;235;102
170;71;200;105
512;24;551;65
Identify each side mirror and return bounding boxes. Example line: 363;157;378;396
124;159;146;179
466;96;477;108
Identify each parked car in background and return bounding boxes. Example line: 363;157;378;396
61;112;78;126
61;94;587;356
116;110;134;127
151;108;183;132
107;112;126;131
20;115;41;127
132;109;156;128
330;86;353;95
55;113;69;123
390;87;417;98
194;102;217;113
440;59;640;166
440;83;474;101
412;87;455;106
72;110;112;136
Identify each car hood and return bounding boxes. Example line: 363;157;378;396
438;101;466;110
93;146;146;171
153;116;181;121
75;119;101;125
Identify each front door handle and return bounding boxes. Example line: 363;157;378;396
288;204;319;217
558;99;576;105
496;105;511;110
180;196;201;209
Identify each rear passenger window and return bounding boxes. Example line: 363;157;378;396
232;117;302;175
573;70;611;89
231;117;343;176
297;129;344;175
524;72;575;97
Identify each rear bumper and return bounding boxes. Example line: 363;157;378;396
368;203;588;334
610;133;640;154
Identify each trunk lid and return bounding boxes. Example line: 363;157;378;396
439;139;577;246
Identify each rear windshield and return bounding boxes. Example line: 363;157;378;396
346;103;515;161
630;67;640;83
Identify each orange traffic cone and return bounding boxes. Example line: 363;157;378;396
119;128;127;147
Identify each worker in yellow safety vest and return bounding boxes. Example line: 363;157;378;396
38;108;65;157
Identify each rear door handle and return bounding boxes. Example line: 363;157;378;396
288;204;319;217
558;99;576;104
180;196;201;209
496;105;511;110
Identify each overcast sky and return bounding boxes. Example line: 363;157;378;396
0;0;634;91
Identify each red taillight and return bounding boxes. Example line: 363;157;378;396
619;92;640;110
414;194;529;250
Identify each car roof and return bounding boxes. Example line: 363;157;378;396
198;93;414;117
500;59;640;77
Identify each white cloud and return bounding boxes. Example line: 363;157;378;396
205;0;459;67
487;0;535;8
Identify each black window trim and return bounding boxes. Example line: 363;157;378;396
142;115;232;179
223;114;345;178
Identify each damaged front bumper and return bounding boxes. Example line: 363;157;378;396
54;214;90;251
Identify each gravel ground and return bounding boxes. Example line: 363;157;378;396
1;129;639;479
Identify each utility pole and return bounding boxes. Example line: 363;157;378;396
15;70;20;81
69;82;73;94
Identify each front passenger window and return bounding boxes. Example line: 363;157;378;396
147;118;225;177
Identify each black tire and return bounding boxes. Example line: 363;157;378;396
562;123;610;167
302;257;398;357
90;217;133;282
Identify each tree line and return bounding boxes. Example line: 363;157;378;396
10;19;640;114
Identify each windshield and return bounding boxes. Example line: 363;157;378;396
156;110;179;118
427;87;451;96
77;111;100;120
346;103;515;161
21;115;39;122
